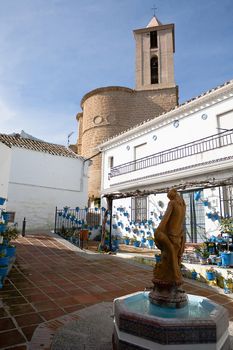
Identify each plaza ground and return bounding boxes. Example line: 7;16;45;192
0;232;233;349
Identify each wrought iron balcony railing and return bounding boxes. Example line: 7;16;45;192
109;129;233;178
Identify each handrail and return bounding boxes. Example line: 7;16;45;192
109;129;233;178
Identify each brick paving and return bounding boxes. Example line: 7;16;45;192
0;233;233;349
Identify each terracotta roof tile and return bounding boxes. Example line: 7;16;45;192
0;134;81;159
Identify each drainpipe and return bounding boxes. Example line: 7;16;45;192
80;151;102;192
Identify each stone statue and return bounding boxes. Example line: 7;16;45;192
149;189;187;308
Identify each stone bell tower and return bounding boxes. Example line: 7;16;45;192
134;16;176;90
76;16;178;202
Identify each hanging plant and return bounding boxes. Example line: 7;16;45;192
75;207;80;212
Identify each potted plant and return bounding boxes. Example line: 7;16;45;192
224;277;233;294
123;235;130;245
2;226;19;257
112;235;120;249
191;269;198;280
147;236;154;248
206;267;215;281
196;243;210;264
0;251;8;266
0;221;6;233
131;236;140;247
219;217;233;254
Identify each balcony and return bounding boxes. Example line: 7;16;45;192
108;129;233;187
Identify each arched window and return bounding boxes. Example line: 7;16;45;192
151;56;158;84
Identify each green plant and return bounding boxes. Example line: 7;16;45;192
3;226;19;243
206;267;215;273
220;217;233;233
130;235;138;243
112;235;120;241
147;236;154;241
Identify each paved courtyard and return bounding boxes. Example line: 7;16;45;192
0;233;233;349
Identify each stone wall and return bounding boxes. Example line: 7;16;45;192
77;85;178;198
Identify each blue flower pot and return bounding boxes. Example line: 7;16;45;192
191;271;198;280
113;240;119;248
133;241;140;248
155;255;161;263
0;225;6;233
0;198;6;205
2;212;10;222
0;266;8;277
7;246;16;257
0;257;9;265
148;240;154;248
124;239;130;245
221;252;231;267
206;272;215;281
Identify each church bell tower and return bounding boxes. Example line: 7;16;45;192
134;16;175;90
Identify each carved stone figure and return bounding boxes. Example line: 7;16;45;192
149;189;188;308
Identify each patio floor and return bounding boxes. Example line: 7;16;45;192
0;232;233;349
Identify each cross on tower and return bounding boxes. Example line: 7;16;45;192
151;5;157;17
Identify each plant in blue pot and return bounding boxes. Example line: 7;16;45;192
206;267;215;281
191;269;198;280
2;226;19;258
147;236;154;249
112;235;120;249
0;251;9;266
123;235;130;245
131;236;140;248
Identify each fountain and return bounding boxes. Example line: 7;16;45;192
112;189;230;349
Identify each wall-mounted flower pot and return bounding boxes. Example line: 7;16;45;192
124;239;130;245
155;255;161;263
133;241;140;248
206;272;215;281
148;240;154;248
0;198;6;205
191;271;198;280
2;212;10;222
113;240;119;249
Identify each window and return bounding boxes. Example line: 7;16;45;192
131;197;147;222
220;185;233;218
108;156;114;168
150;31;158;48
151;56;158;84
182;191;206;243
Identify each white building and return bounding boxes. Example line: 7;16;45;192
0;133;89;231
99;80;233;243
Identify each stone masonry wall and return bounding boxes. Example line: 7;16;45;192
78;86;178;198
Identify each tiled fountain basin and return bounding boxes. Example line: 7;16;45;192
113;291;230;350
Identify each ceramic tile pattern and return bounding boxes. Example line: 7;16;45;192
0;233;232;349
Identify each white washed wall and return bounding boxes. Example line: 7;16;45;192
6;148;88;231
102;94;233;191
0;143;11;201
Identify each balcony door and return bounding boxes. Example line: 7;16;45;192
134;143;147;171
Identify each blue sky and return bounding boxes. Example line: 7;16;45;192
0;0;233;145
